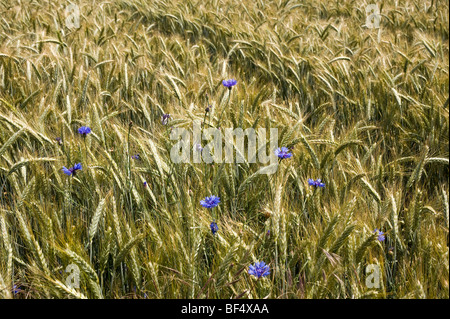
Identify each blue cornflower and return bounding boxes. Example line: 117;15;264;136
195;144;203;152
62;163;82;176
131;154;140;160
275;147;293;159
222;79;237;89
143;181;147;187
308;178;325;188
200;195;220;209
161;114;171;125
248;261;270;278
374;229;385;242
78;126;91;136
13;285;20;294
210;221;218;235
55;137;62;145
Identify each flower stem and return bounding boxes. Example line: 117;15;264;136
217;89;231;128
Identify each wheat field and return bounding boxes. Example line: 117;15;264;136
0;0;448;299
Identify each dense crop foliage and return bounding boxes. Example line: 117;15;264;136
0;0;448;299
